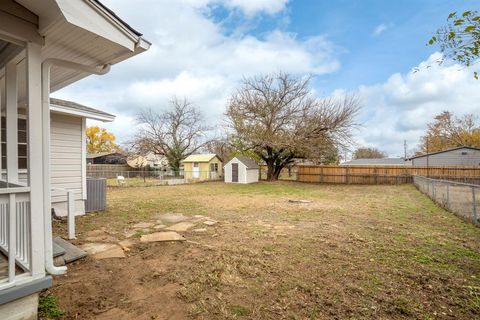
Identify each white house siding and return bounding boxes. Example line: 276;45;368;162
50;113;85;216
246;169;259;183
224;158;259;184
411;148;480;166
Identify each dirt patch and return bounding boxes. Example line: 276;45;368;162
49;182;480;319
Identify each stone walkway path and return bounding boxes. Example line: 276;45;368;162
80;214;218;260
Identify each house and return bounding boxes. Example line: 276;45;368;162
341;158;407;166
0;1;149;318
49;99;114;217
406;146;480;166
224;156;259;184
87;151;127;164
182;154;223;181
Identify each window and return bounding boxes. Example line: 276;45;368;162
210;163;218;172
193;162;199;168
1;117;27;170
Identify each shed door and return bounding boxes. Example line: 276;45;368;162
231;163;238;182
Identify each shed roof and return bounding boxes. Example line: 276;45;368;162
341;158;406;166
406;146;480;160
235;156;259;169
182;154;220;163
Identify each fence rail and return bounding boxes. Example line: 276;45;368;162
297;165;480;185
414;176;479;226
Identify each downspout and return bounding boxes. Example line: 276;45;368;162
41;59;110;275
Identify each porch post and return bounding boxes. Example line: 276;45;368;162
5;60;18;183
26;42;46;279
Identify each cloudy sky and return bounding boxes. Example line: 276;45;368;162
52;0;479;158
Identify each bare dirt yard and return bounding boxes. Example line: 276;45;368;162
47;182;480;319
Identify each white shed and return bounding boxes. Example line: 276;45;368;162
224;156;259;184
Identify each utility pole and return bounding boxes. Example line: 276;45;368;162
404;140;407;159
426;136;429;177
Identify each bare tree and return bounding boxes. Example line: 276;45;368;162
133;97;210;172
226;72;360;181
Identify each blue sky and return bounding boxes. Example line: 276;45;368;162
54;0;480;157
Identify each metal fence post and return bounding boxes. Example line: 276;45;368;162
472;187;478;225
446;183;450;210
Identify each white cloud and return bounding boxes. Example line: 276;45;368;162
372;23;389;36
52;0;339;144
221;0;289;16
355;53;480;157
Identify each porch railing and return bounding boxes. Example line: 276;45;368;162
0;186;32;289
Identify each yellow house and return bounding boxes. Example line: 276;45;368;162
182;154;223;181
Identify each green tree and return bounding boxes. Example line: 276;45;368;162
353;147;387;159
429;10;480;78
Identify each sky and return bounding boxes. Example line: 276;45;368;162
52;0;480;158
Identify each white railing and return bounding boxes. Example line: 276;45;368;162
0;186;32;289
52;187;76;240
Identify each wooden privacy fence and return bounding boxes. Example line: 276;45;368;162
297;165;480;185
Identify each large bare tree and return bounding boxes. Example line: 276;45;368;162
226;73;360;181
133;97;210;172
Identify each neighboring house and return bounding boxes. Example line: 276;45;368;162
145;152;169;169
0;1;149;318
224;156;259;184
406;146;480;166
341;158;407;166
182;154;223;181
87;151;127;164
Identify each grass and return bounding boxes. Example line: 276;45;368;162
52;181;480;319
38;295;65;320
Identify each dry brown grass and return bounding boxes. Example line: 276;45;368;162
49;182;480;319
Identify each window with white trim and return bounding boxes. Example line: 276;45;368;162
1;117;27;170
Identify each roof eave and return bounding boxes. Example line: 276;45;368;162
50;104;115;122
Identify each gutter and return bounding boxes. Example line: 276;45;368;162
42;58;110;275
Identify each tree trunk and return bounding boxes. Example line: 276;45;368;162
266;162;286;181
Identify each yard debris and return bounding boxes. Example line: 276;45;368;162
203;220;218;226
288;199;312;204
166;222;196;232
118;239;136;251
81;243;125;259
132;222;155;229
140;231;186;243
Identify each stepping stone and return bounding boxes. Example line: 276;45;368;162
132;222;154;229
140;232;185;243
166;222;195;232
193;215;205;219
153;224;167;230
193;228;207;233
155;213;188;223
81;243;125;259
53;237;87;263
124;230;137;238
203;220;218;226
85;234;118;243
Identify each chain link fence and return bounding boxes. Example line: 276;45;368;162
413;176;479;226
87;169;223;187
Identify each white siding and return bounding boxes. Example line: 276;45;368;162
412;148;480;166
246;169;259;183
224;158;259;184
50;113;85;216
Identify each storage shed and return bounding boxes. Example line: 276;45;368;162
224;156;259;184
182;154;223;181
